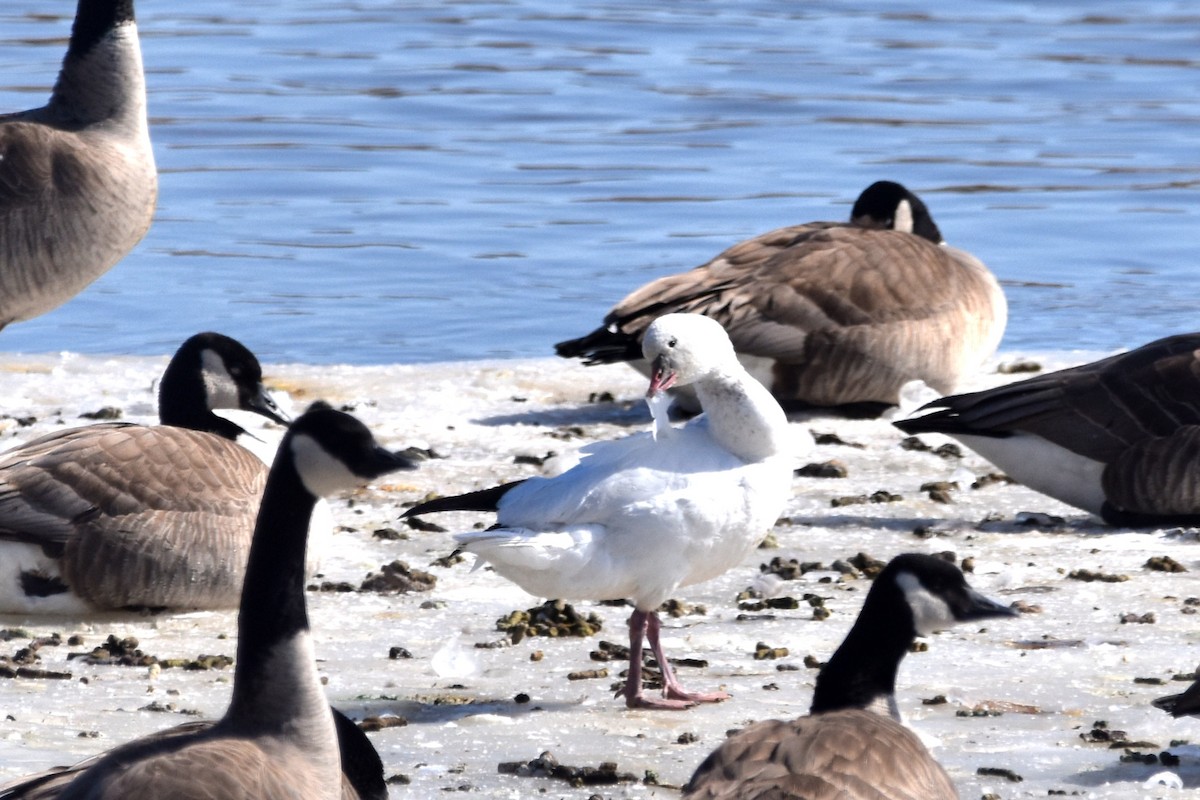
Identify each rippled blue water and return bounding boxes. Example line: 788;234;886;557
1;0;1198;364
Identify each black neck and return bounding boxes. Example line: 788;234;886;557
226;450;316;717
66;0;135;60
809;586;914;714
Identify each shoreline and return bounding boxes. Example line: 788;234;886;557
0;348;1197;798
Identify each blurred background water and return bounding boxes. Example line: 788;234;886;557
0;0;1197;365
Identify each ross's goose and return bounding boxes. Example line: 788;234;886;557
0;0;157;329
555;181;1006;417
895;332;1200;526
682;553;1017;799
405;313;795;709
0;404;416;800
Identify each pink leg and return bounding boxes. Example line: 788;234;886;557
622;610;726;710
645;611;728;705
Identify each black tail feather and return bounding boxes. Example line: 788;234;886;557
401;480;526;517
554;326;643;365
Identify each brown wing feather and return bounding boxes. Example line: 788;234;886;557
608;224;1001;405
683;711;957;800
903;333;1200;463
0;425;266;609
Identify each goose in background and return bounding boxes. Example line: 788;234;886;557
555;181;1005;417
0;404;416;800
0;0;157;329
405;313;795;709
894;332;1200;526
0;332;297;614
682;553;1017;800
0;708;387;800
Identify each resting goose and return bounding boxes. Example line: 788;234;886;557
555;181;1005;416
682;553;1017;800
404;313;795;709
0;709;387;800
894;332;1200;526
1;404;416;800
0;0;157;328
0;332;294;614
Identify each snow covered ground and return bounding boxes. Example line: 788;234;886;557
1;347;1199;798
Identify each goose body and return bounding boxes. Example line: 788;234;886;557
555;181;1005;415
0;0;157;328
0;709;387;800
406;314;795;708
0;332;294;614
894;332;1200;526
683;554;1016;800
3;405;416;800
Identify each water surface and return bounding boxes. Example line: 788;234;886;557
1;0;1198;364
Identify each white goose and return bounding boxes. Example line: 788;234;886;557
682;554;1017;800
555;181;1005;416
0;404;416;800
0;332;297;614
0;0;157;328
405;313;795;709
895;332;1200;526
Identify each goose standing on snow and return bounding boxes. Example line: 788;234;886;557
894;332;1200;526
0;405;416;800
0;332;294;614
0;0;157;329
682;554;1017;800
405;313;795;709
555;181;1006;416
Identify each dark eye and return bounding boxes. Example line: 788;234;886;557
668;337;677;348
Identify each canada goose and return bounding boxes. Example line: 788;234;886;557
894;332;1200;526
0;331;293;614
0;708;387;800
1;404;416;800
405;314;794;709
0;0;157;328
555;181;1006;416
682;553;1017;800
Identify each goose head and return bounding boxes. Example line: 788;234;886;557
883;553;1016;637
642;313;738;397
850;180;944;244
159;332;289;430
286;402;417;498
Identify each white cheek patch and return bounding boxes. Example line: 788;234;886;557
894;198;914;233
289;434;361;497
200;348;240;409
895;571;957;636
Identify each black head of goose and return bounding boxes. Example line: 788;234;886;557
554;180;1006;417
894;332;1200;526
0;0;157;329
4;404;416;800
682;553;1017;800
0;332;291;614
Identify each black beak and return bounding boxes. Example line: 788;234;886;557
248;385;291;426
